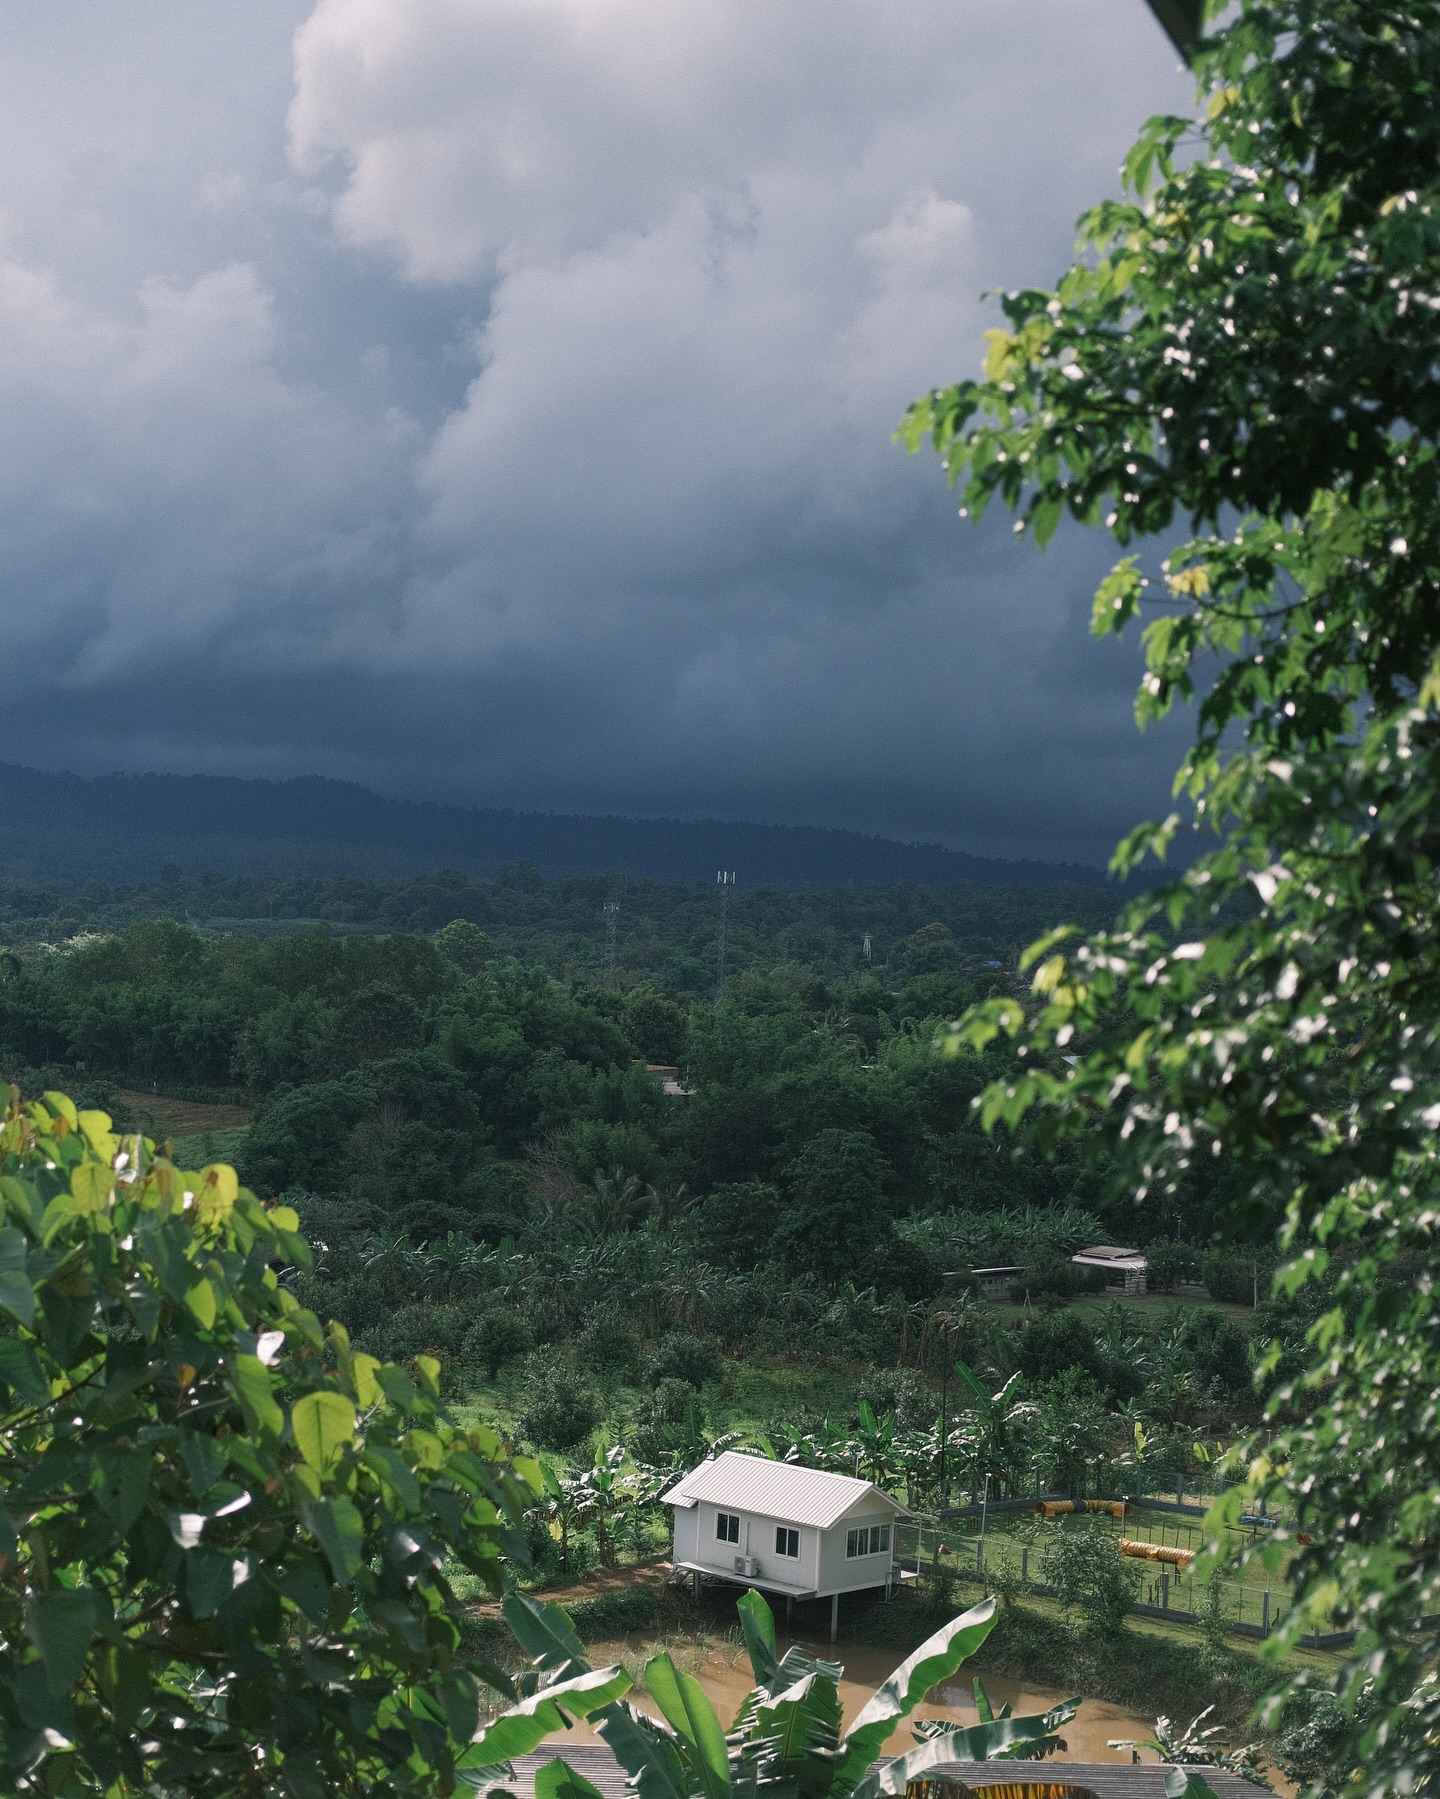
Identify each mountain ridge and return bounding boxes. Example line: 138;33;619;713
0;762;1114;889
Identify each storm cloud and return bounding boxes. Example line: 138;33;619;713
0;0;1193;865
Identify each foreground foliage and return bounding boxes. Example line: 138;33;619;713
469;1590;1075;1799
904;1;1440;1789
0;1089;541;1797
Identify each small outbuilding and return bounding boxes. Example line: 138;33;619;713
664;1451;907;1638
969;1264;1024;1299
1072;1244;1148;1295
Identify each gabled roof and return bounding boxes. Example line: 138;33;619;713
663;1451;904;1528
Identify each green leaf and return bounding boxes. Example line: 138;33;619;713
834;1598;998;1795
95;1447;152;1534
292;1389;356;1472
533;1756;609;1799
852;1706;1080;1799
1165;1772;1221;1799
596;1704;693;1799
735;1587;779;1688
502;1592;590;1675
25;1586;102;1695
183;1278;217;1330
751;1671;842;1795
232;1352;284;1440
304;1495;365;1583
644;1654;730;1799
463;1667;635;1765
0;1226;34;1329
0;1336;49;1406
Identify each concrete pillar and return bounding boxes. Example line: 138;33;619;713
830;1593;839;1642
692;1570;701;1599
1262;1590;1271;1635
1161;1571;1170;1611
786;1594;793;1627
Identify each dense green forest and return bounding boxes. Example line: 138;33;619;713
0;866;1292;1496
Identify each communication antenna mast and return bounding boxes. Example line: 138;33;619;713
603;900;620;987
714;871;735;1002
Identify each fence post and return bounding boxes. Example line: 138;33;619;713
1022;1547;1029;1588
1263;1590;1271;1636
1161;1570;1170;1611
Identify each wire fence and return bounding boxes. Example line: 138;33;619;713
893;1503;1337;1645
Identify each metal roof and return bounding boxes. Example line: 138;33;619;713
663;1451;904;1528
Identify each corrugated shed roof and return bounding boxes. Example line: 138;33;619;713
663;1451;904;1527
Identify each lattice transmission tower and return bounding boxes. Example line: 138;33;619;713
714;871;735;1003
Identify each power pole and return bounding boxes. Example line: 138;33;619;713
714;871;735;1003
603;900;620;987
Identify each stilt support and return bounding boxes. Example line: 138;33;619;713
786;1594;793;1627
830;1593;839;1643
692;1570;701;1600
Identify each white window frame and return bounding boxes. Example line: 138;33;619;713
716;1511;740;1544
774;1526;799;1559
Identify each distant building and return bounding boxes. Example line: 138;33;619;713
970;1265;1024;1300
1072;1244;1148;1295
643;1064;694;1097
664;1451;907;1638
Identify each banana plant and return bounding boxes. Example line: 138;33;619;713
474;1590;1083;1799
913;1676;1076;1762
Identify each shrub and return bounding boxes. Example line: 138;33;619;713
1042;1518;1142;1638
577;1305;642;1378
0;1089;538;1795
646;1330;722;1389
858;1364;934;1433
1143;1240;1202;1292
464;1305;534;1380
517;1347;602;1450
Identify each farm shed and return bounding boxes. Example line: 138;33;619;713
970;1265;1023;1299
664;1451;907;1638
1071;1245;1148;1295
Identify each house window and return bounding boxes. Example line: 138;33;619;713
716;1512;740;1544
845;1523;891;1558
775;1527;799;1559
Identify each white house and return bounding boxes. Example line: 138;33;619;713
1071;1244;1148;1295
664;1451;907;1639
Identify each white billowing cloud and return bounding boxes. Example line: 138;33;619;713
0;0;1194;860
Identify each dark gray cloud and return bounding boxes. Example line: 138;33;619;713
0;0;1194;865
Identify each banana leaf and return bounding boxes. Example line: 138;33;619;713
597;1701;695;1799
746;1670;842;1799
535;1759;610;1799
646;1654;732;1799
503;1593;591;1679
459;1666;634;1768
831;1598;998;1795
849;1707;1080;1799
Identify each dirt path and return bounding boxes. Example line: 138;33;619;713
469;1557;671;1617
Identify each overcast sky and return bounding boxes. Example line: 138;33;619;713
0;1;1195;865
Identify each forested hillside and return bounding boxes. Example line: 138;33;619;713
0;869;1248;1270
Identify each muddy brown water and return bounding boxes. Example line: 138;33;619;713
563;1633;1157;1762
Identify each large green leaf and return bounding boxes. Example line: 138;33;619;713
0;1336;49;1406
0;1226;33;1329
1165;1773;1220;1799
502;1591;591;1676
596;1702;694;1799
735;1587;779;1688
832;1597;998;1795
850;1706;1081;1799
232;1352;284;1439
534;1756;610;1799
304;1496;365;1583
749;1670;842;1798
645;1655;730;1799
25;1586;103;1694
292;1389;356;1471
462;1667;634;1766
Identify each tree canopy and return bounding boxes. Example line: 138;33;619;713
0;1089;541;1797
903;2;1440;1789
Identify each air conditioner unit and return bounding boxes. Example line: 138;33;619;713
733;1555;760;1578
